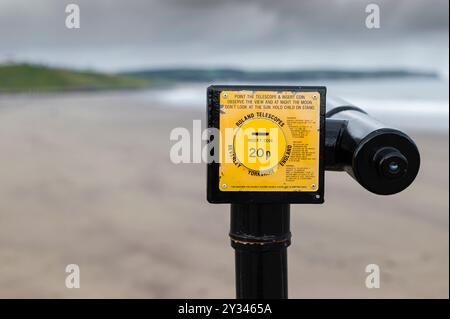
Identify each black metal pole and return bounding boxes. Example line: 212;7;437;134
230;203;291;299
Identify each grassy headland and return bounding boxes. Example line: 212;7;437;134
0;64;152;93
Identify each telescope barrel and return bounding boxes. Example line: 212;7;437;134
325;98;420;195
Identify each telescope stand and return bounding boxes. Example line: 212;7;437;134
230;203;290;299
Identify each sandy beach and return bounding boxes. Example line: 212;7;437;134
0;92;448;298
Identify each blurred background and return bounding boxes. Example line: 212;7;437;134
0;0;448;298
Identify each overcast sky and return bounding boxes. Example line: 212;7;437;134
0;0;448;74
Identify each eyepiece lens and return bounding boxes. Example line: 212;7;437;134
373;148;408;179
388;162;400;173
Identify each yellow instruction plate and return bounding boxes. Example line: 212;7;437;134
219;90;321;192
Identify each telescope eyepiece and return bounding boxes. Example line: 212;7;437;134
351;130;420;195
374;147;408;180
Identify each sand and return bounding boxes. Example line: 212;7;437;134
0;92;448;298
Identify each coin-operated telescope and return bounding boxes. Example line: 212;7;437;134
206;86;420;299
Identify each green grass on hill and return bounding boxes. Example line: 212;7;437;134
0;64;152;93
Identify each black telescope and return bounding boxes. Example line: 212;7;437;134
206;86;421;299
325;97;420;195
